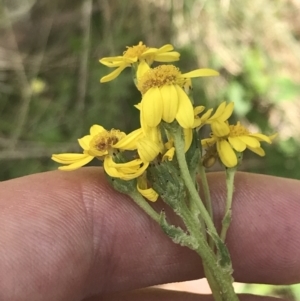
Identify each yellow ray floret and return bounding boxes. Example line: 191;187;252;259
137;64;219;130
99;42;180;83
202;121;275;168
52;125;150;180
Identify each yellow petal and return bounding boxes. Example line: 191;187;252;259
181;68;219;78
194;106;205;115
90;124;105;136
134;103;141;110
137;60;150;79
105;156;142;168
217;140;237;168
142;44;173;57
268;133;278;141
104;157;149;180
137;179;158;202
154;52;180;62
163;147;175;161
161;85;178;123
99;56;125;67
175;86;194;128
78;135;92;150
209;102;226;120
52;153;91;164
157;44;174;52
247;146;265;156
201;137;217;147
211;120;230;137
249;133;271;144
193;118;202;128
100;65;128;83
200;108;213;124
57;155;94;171
219;102;234;122
238;136;260;148
137;138;161;162
184;128;193;152
114;128;144;150
100;56;137;66
228;137;246;152
141;87;163;127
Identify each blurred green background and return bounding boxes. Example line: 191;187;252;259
0;0;299;298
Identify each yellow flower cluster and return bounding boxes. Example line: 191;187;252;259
52;41;275;200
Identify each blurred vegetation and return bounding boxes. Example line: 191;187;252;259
0;0;300;299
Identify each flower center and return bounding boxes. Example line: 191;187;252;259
229;122;250;137
123;41;149;59
90;129;125;152
137;65;181;94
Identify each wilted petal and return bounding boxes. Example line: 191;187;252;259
137;177;158;202
163;147;175;161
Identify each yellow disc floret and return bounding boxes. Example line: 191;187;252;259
137;65;181;94
123;41;149;59
87;128;125;157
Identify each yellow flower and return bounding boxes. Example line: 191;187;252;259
205;102;234;137
137;64;219;130
114;127;162;162
100;42;180;83
202;121;274;168
52;125;148;180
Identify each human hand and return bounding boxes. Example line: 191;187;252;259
0;168;299;301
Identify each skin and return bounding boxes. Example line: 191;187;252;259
0;168;299;301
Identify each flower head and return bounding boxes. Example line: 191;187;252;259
137;64;219;130
52;125;149;180
202;121;275;168
100;42;180;83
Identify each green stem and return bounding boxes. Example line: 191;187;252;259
204;264;223;301
172;128;219;240
129;190;160;223
198;163;214;249
220;167;236;242
198;163;213;221
180;201;238;301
